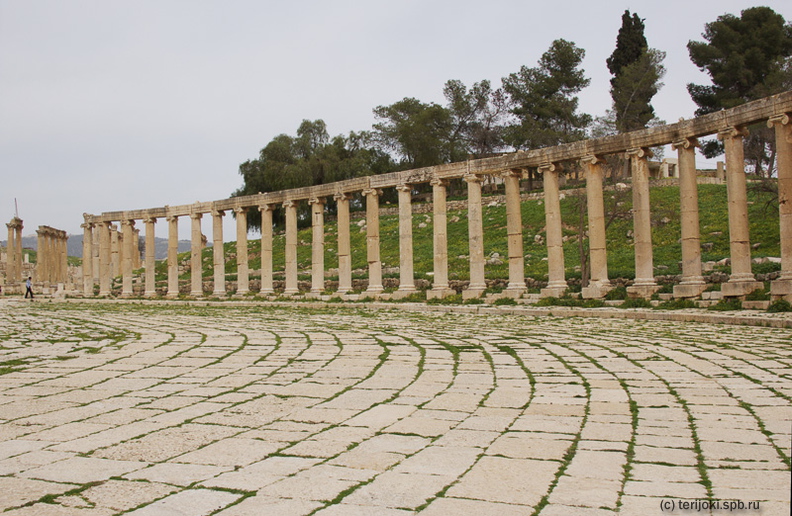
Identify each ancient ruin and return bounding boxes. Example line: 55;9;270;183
80;91;792;301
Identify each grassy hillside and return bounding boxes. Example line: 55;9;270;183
153;182;781;287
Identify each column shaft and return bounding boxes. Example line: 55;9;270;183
334;193;352;294
36;229;45;284
769;115;792;300
581;157;612;298
98;222;111;296
503;170;526;296
310;198;325;294
720;128;762;297
110;226;119;280
144;218;156;296
235;208;249;294
395;185;416;296
540;164;567;297
212;210;226;296
190;213;203;296
364;189;383;295
673;139;706;298
82;223;94;295
428;179;453;299
259;205;274;294
7;224;16;286
166;215;179;297
627;148;659;298
284;201;299;295
121;220;135;296
464;174;486;299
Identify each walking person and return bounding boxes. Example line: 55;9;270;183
25;276;34;299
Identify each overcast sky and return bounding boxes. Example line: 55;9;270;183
2;0;791;241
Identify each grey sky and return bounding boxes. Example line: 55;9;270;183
2;0;790;241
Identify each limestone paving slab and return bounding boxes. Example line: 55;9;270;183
1;303;790;514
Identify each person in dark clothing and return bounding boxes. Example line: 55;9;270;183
25;277;34;299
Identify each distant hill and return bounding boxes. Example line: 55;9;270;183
1;235;191;260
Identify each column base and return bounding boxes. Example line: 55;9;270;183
166;292;179;299
462;287;485;300
360;289;383;300
626;284;660;299
540;286;567;298
582;282;613;299
427;288;456;300
722;280;763;298
391;288;417;300
144;291;157;298
212;291;226;297
502;287;527;299
771;278;792;301
673;282;706;299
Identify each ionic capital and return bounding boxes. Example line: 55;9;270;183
395;183;412;193
121;219;135;228
282;200;296;209
768;113;791;128
166;215;178;223
430;178;448;188
308;197;326;206
211;209;225;218
258;203;276;213
626;147;653;159
500;168;523;179
671;138;699;151
717;126;749;141
537;162;562;174
361;188;382;198
80;222;94;230
189;212;202;220
233;207;246;215
463;173;485;184
333;191;352;202
580;154;604;167
143;217;157;225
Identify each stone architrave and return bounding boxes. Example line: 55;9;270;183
503;170;526;297
463;173;486;299
283;200;299;295
143;217;157;297
166;214;179;298
121;219;135;297
673;138;706;299
427;178;454;299
769;114;792;301
212;209;226;296
309;197;326;295
98;221;112;296
363;188;383;296
392;184;416;299
539;163;567;298
626;148;660;298
190;211;203;297
234;207;249;295
581;156;613;299
334;192;352;295
259;204;275;295
81;221;94;295
719;127;763;297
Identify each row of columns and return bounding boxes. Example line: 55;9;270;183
5;217;23;286
83;118;792;302
35;226;68;285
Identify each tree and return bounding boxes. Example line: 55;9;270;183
687;7;792;175
443;79;509;156
607;11;666;133
502;39;592;150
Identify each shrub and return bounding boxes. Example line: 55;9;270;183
767;299;792;312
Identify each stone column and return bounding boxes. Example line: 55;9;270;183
92;227;100;284
673;139;706;299
309;198;326;295
363;188;383;296
581;156;613;299
212;209;226;296
98;221;111;296
7;222;17;287
121;219;135;297
503;170;526;297
769;114;792;300
36;228;45;284
334;192;352;295
166;215;179;297
464;173;486;299
393;184;416;298
58;231;66;284
283;200;299;295
110;225;120;280
14;220;23;285
719;127;762;297
427;178;454;299
190;211;203;297
81;222;94;295
540;163;567;298
132;228;141;270
144;217;157;297
626;148;660;298
259;204;275;295
234;207;249;295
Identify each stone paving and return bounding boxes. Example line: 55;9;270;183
0;300;790;515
